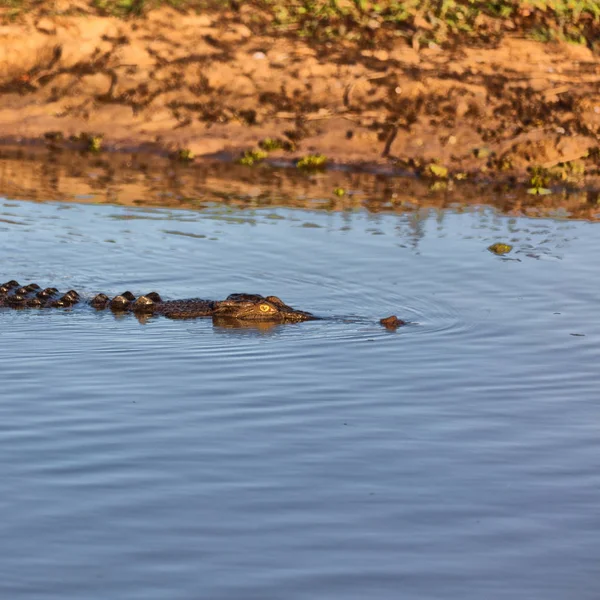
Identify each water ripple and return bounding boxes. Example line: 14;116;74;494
1;198;600;600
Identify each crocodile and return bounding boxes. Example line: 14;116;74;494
0;280;405;328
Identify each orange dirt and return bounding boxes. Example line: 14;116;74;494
1;6;599;186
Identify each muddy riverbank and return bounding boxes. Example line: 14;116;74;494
1;4;599;188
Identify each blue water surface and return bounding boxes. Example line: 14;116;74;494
0;190;598;600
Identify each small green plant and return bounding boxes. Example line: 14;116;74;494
257;137;296;152
297;154;327;170
488;243;513;255
176;148;195;162
427;163;448;178
239;149;268;166
87;135;103;153
258;138;284;151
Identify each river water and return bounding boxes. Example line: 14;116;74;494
0;156;598;599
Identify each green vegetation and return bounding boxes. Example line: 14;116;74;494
488;242;513;255
258;138;285;152
87;135;103;153
238;139;296;168
427;163;448;179
175;148;195;162
93;0;145;17
92;0;185;17
1;1;598;50
297;154;327;170
0;0;22;19
257;137;296;152
200;0;599;48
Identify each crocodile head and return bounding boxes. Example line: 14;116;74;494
212;293;316;322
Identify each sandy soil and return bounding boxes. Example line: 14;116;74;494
1;6;599;186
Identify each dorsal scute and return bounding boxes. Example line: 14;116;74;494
225;293;265;303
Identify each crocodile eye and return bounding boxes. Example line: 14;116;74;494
259;304;273;313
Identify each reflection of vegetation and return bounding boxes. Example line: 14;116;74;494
429;181;449;192
2;148;600;224
239;149;269;166
528;161;587;194
528;166;552;195
68;132;104;153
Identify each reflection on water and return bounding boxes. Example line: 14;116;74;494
0;157;599;600
1;146;600;221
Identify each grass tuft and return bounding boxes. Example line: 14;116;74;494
297;154;327;170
